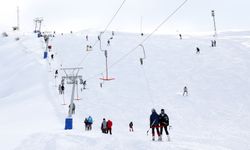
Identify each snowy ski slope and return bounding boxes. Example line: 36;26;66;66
0;30;250;150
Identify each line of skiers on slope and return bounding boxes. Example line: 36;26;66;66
150;108;170;141
82;117;134;135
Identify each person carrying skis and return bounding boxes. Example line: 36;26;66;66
183;86;188;96
101;118;107;133
87;116;93;130
159;109;170;141
129;121;134;132
150;108;160;141
107;119;113;135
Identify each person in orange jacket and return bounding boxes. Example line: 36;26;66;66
107;120;113;135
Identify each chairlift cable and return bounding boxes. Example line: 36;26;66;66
81;0;188;82
77;0;127;67
109;0;188;69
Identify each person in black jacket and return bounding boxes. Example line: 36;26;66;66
159;109;170;141
150;108;160;141
129;121;133;132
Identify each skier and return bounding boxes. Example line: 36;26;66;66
112;31;114;36
101;118;107;133
159;109;170;141
107;40;110;46
83;80;86;89
213;40;216;47
183;86;188;96
129;121;134;132
150;108;160;141
68;102;75;115
86;35;88;41
87;116;93;130
61;84;65;94
58;84;62;94
179;34;182;40
196;47;200;54
84;118;88;130
98;35;100;41
211;40;214;47
55;69;58;78
107;119;113;135
86;45;89;51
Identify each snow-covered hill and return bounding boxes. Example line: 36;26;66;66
0;30;250;150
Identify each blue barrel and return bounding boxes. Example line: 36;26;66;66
65;117;73;130
43;51;48;59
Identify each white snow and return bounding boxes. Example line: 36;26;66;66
0;29;250;150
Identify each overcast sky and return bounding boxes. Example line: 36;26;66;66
1;0;250;34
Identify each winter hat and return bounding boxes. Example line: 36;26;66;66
151;108;156;113
161;109;165;112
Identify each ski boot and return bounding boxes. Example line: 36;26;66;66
152;136;155;141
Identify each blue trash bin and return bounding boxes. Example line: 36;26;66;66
65;117;73;130
43;51;48;59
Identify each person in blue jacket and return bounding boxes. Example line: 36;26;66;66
87;116;93;130
150;108;160;141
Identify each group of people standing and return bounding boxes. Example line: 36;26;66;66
150;108;170;141
101;118;113;135
84;116;93;131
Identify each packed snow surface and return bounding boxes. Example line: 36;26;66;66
0;30;250;150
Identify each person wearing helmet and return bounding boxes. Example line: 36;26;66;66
150;108;160;141
159;109;170;141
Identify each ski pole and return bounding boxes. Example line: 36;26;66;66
147;119;156;136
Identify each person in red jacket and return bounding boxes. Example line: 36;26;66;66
107;120;113;135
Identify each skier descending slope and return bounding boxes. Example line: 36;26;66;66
150;109;160;141
159;109;170;141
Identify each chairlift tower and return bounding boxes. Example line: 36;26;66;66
34;17;43;33
211;10;217;37
61;67;83;130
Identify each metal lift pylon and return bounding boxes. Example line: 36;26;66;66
98;32;115;81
